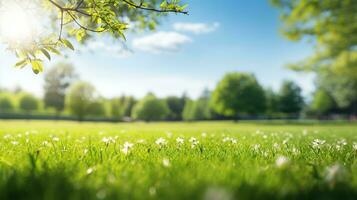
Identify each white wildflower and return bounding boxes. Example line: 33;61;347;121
42;141;49;146
155;137;167;147
337;139;347;146
102;137;115;145
189;137;199;148
87;167;95;175
222;137;237;144
52;137;60;142
312;139;326;149
176;137;184;145
201;132;207;137
11;141;19;145
292;147;300;155
252;144;260;152
275;156;289;168
325;164;347;187
162;158;170;167
122;142;134;155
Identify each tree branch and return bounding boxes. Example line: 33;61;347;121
121;0;188;15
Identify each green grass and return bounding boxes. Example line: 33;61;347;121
0;120;357;200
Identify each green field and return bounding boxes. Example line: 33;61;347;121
0;121;357;200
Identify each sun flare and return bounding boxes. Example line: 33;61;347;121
0;2;39;43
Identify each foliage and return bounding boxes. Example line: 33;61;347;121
182;90;211;121
44;62;78;113
0;121;357;200
165;95;186;120
265;88;280;115
1;0;188;74
0;93;15;112
18;93;39;112
211;72;266;117
65;81;96;120
311;89;335;116
88;100;106;117
272;0;357;115
277;81;304;115
132;93;169;121
316;71;357;113
271;0;357;73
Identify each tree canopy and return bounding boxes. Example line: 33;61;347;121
272;0;357;115
277;80;304;115
132;93;169;121
66;81;96;120
0;0;188;74
44;62;77;113
210;72;266;117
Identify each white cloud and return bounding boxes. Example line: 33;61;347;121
132;31;192;54
173;22;220;34
84;41;132;58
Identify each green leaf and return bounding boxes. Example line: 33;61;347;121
40;49;51;61
46;47;61;55
61;39;75;50
30;60;43;74
14;59;28;68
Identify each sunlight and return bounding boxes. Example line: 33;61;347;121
0;2;39;43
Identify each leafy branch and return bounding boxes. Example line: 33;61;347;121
3;0;188;74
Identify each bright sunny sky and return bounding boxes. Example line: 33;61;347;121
0;0;315;99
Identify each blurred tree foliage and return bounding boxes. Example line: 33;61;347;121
19;93;40;113
311;89;335;116
44;62;77;114
277;80;304;115
182;89;211;121
265;88;280;115
272;0;357;114
66;81;96;120
2;0;188;74
165;95;186;121
132;93;169;121
0;93;15;112
210;72;266;117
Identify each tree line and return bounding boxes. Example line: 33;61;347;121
0;62;354;121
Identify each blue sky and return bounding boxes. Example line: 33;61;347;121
0;0;315;99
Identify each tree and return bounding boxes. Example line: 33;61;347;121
132;93;169;121
265;88;279;115
66;81;96;120
0;93;15;112
19;93;39;113
311;89;335;116
44;62;77;114
210;72;266;117
88;100;106;117
165;95;186;121
272;0;357;115
182;97;211;121
1;1;187;74
111;95;137;120
316;72;357;114
278;81;304;115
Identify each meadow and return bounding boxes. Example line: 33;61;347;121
0;120;357;200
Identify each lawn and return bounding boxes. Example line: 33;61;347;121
0;120;356;200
